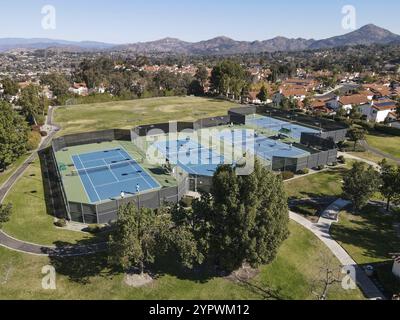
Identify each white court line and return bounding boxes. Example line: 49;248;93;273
101;159;120;183
84;155;123;167
71;156;91;203
76;155;101;203
117;146;161;189
95;175;144;188
117;149;153;189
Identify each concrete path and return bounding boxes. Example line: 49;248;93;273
0;230;107;257
319;198;351;222
338;151;380;169
0;106;107;257
289;208;385;300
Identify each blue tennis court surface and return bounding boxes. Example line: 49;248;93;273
246;115;320;140
72;147;160;203
153;139;225;177
215;129;310;161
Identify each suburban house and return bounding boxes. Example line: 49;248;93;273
68;82;88;96
280;87;308;101
337;94;372;112
359;98;398;123
362;83;391;98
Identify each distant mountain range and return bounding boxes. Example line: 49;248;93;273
1;24;400;54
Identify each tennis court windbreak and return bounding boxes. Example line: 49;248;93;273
65;177;189;224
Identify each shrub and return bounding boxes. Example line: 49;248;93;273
54;218;67;228
281;171;295;180
338;155;346;164
27;131;42;151
180;196;194;208
296;168;309;175
374;124;400;136
317;165;325;171
39;131;48;137
86;224;103;234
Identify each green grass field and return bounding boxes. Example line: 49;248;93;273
284;166;347;200
366;133;400;159
331;205;400;265
331;205;400;295
2;157;94;246
54;96;238;135
0;153;30;187
0;221;364;300
0;97;367;299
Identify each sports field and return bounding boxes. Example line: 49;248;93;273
55;140;177;204
246;114;320;140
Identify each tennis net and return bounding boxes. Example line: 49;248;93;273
71;159;141;176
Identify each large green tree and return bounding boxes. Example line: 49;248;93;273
256;85;268;103
108;203;170;274
40;73;70;98
0;101;29;171
19;84;47;125
1;78;19;96
379;159;400;211
0;203;12;228
210;60;247;100
191;161;289;272
342;162;380;211
347;127;366;151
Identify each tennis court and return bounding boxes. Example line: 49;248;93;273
71;147;161;203
215;128;310;161
246;115;320;140
152;138;225;177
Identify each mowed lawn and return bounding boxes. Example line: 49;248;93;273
331;205;400;295
54;96;238;135
366;133;400;159
284;166;347;200
2;157;94;246
0;153;30;187
0;221;364;300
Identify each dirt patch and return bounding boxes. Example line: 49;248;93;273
226;264;260;282
155;105;181;113
124;272;154;287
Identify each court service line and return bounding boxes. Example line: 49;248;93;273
117;146;161;189
102;159;120;183
76;155;101;203
70;156;92;204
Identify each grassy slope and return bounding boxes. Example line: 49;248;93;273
0;221;364;300
2;157;94;246
284;167;346;200
54;96;238;135
366;133;400;159
0;153;30;187
0;97;366;299
331;206;400;295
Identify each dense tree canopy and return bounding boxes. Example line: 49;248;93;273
19;84;48;125
0;101;29;171
342;162;380;211
379;159;400;211
210;60;247;99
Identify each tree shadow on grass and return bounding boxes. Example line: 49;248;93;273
48;238;119;285
330;205;400;262
38;147;68;220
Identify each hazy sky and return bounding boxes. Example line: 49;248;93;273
1;0;400;43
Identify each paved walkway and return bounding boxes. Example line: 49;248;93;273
338;151;380;169
290;201;385;299
0;106;107;257
0;230;107;257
